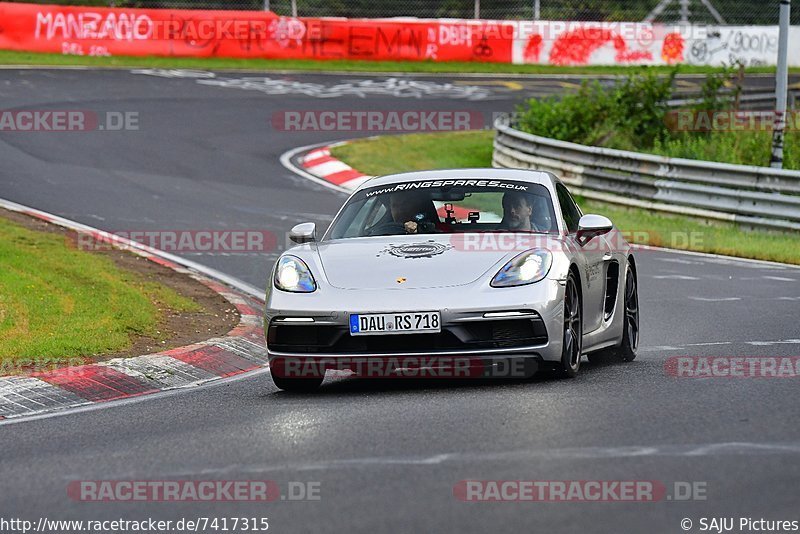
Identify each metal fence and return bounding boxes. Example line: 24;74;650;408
492;116;800;232
9;0;798;25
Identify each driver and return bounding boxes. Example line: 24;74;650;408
500;191;534;232
389;191;434;234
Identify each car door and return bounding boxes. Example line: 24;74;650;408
555;183;611;333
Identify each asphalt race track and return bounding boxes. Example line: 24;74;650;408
1;68;799;534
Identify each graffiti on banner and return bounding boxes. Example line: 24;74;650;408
0;2;793;67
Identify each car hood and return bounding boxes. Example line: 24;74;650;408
316;236;522;290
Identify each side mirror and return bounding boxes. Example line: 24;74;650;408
289;222;316;244
576;214;613;246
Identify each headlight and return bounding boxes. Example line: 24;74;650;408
491;249;553;288
274;255;316;293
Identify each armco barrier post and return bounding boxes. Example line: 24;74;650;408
771;0;792;169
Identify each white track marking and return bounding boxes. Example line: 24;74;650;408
639;338;800;352
632;244;800;269
688;297;742;302
158;441;800;476
656;257;704;265
746;339;800;346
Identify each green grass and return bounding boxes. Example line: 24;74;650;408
514;70;800;169
578;200;800;265
650;130;799;170
0;216;200;367
1;49;796;75
333;131;494;175
330;131;800;265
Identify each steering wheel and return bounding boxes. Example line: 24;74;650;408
366;221;406;236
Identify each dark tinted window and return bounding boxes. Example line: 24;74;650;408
325;179;558;239
556;183;582;234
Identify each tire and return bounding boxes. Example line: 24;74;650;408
270;358;324;392
616;264;639;362
588;263;639;364
554;270;582;378
271;372;324;392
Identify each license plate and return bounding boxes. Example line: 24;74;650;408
349;312;441;336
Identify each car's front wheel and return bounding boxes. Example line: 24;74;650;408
270;359;324;392
271;373;324;392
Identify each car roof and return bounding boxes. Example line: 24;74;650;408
357;168;556;190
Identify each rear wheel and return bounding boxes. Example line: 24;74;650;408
554;271;582;378
588;264;639;364
617;265;639;361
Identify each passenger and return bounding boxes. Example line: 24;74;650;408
500;191;534;232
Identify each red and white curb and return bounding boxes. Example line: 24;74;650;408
299;144;373;192
0;198;267;422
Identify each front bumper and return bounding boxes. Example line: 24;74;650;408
264;278;565;363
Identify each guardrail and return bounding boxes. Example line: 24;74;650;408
667;89;800;111
492;117;800;232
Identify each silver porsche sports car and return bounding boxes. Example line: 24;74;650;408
265;168;639;391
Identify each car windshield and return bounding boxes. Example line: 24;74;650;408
325;178;558;239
